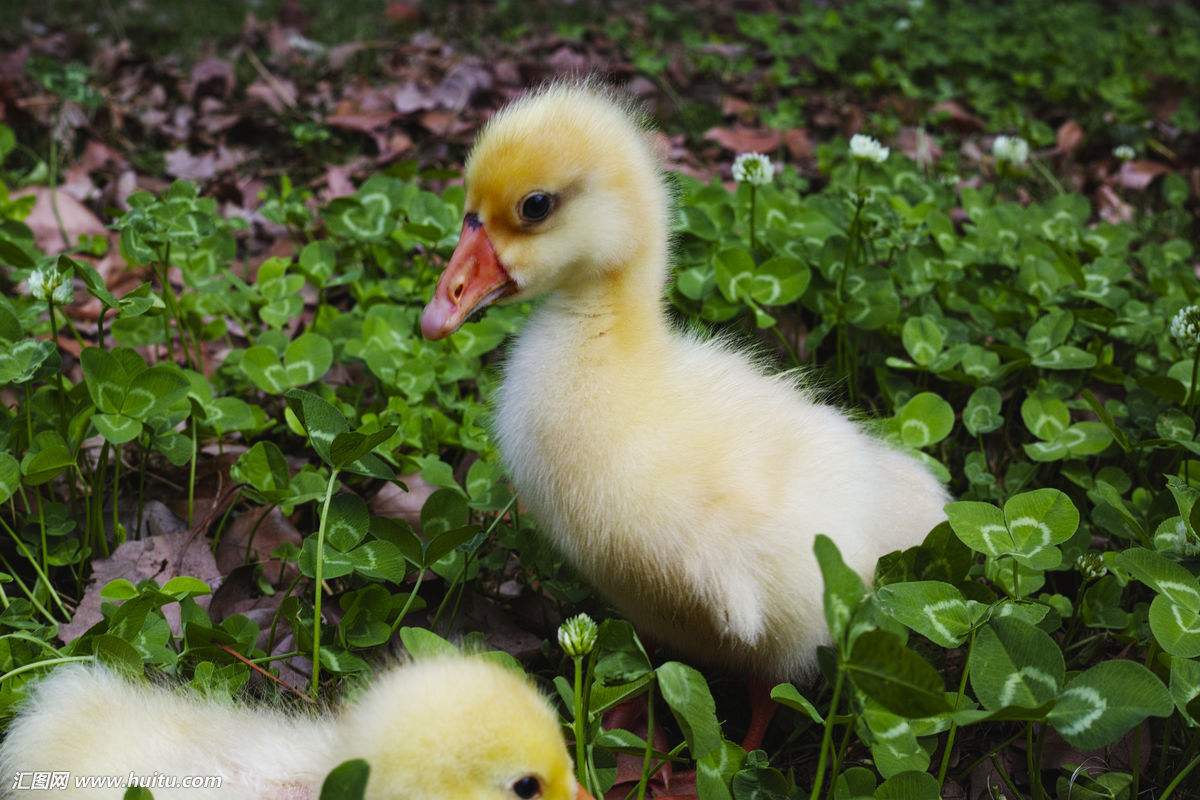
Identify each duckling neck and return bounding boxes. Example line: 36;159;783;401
537;263;670;351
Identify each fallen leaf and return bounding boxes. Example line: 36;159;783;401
59;525;223;642
246;77;298;114
12;186;106;254
896;127;942;166
1116;159;1170;190
370;474;434;529
216;506;302;588
784;128;814;160
1055;119;1084;155
165;148;217;181
186;57;235;102
1096;185;1134;224
704;125;782;154
930;99;985;132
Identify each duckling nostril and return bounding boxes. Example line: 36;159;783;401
451;279;465;303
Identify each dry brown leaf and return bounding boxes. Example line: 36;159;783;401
59;524;223;642
704;125;782;154
186;57;235;102
783;128;813;161
896;127;942;166
1116;159;1170;190
930;99;985;132
216;506;302;588
1055;119;1084;155
12;186;106;254
1097;184;1134;224
370;474;435;529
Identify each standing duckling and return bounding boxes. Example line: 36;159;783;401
0;656;591;800
421;82;948;747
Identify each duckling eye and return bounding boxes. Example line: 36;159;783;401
519;192;554;223
511;775;541;799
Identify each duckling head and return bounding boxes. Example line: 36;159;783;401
421;81;670;339
339;657;590;800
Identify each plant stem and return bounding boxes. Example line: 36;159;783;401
990;752;1024;800
573;654;589;791
1159;750;1200;800
748;185;757;255
938;631;976;787
187;416;197;526
111;444;121;547
0;543;59;624
389;570;425;633
46;297;69;440
0;655;94;684
809;666;845;800
309;468;339;697
636;681;656;800
1026;722;1043;800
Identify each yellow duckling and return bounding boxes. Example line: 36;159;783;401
421;81;948;744
0;656;591;800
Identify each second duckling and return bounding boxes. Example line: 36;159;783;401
0;656;590;800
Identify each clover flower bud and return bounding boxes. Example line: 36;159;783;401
732;153;775;186
849;134;889;164
992;135;1030;166
558;613;598;658
1113;144;1135;161
1171;305;1200;348
26;266;70;303
1075;552;1107;581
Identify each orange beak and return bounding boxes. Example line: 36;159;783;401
421;214;516;340
577;785;594;800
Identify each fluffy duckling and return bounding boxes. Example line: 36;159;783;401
421;82;947;729
0;657;590;800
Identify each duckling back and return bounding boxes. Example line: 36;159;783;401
0;664;333;799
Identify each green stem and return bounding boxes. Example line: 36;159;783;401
0;551;57;625
573;655;588;791
1187;345;1200;411
0;655;94;684
827;712;858;800
111;444;122;546
1026;722;1043;800
0;516;67;619
187;416;197;526
635;681;656;800
309;468;340;697
938;631;976;787
809;666;845;800
990;752;1024;800
389;570;425;633
46;297;69;441
1159;750;1200;800
748;185;757;255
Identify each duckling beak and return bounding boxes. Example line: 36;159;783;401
421;214;516;340
577;785;594;799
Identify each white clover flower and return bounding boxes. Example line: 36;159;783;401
26;266;72;303
894;18;912;31
1171;305;1200;347
849;134;889;164
732;152;775;186
992;135;1030;166
557;613;598;658
1075;552;1107;581
26;268;49;300
1113;144;1136;161
907;0;925;10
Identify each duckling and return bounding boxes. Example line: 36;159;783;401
0;656;591;800
421;82;948;745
